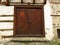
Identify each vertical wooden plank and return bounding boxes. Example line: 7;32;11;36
33;0;35;4
6;0;9;6
44;0;46;4
21;0;23;3
0;0;9;5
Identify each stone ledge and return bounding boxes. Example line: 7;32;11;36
51;15;60;16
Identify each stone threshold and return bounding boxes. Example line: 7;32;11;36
11;37;49;42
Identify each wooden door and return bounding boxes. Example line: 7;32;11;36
14;6;45;37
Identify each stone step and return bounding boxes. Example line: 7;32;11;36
0;38;49;45
11;37;49;42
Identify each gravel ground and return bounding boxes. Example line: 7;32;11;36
0;41;48;45
3;42;48;45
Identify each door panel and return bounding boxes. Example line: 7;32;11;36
16;9;29;35
31;9;42;35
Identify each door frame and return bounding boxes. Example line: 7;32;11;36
14;5;45;37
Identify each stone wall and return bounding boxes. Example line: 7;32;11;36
52;16;60;39
49;0;60;2
0;6;14;36
49;0;60;39
50;4;60;15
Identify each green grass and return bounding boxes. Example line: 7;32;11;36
48;40;60;45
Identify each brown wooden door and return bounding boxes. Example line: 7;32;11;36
14;6;45;37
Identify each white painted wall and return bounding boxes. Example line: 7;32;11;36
0;6;14;15
0;1;54;40
0;6;14;36
44;1;54;40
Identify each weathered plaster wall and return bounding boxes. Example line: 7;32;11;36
48;0;60;39
50;4;60;39
44;1;53;40
51;4;60;15
49;0;60;3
